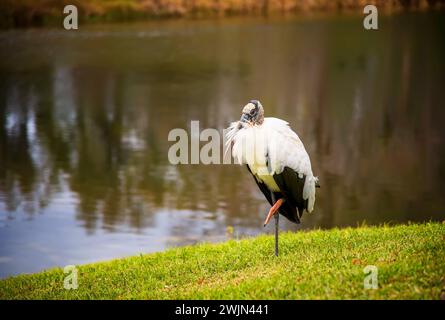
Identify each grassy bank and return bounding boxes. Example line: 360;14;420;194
2;0;444;28
1;222;444;299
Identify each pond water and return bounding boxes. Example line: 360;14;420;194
1;12;445;278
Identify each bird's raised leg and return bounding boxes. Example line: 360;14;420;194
263;197;285;227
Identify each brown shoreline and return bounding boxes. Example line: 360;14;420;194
1;0;444;29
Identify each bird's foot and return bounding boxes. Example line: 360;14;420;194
263;198;285;227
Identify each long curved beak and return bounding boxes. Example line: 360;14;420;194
240;113;250;123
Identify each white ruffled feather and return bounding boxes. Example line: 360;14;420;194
226;117;317;213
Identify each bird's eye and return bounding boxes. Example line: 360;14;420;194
250;109;256;115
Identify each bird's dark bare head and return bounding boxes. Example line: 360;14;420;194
240;100;264;126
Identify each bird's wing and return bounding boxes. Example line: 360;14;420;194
273;166;307;221
226;117;318;213
262;117;311;175
263;117;318;213
246;165;273;206
246;164;302;223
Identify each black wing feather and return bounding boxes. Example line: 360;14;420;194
273;167;308;223
246;165;302;224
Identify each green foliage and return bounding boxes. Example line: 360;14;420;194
1;222;444;299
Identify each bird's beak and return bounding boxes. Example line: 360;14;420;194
240;113;252;125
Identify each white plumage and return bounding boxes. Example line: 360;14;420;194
226;116;317;213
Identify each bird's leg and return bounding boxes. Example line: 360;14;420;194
265;193;284;257
275;211;279;257
263;198;285;227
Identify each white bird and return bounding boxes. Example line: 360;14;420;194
226;100;319;256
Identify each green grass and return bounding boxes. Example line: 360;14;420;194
1;222;444;299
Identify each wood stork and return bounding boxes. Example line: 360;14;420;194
226;100;319;256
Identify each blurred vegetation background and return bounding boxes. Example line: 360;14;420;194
1;0;444;28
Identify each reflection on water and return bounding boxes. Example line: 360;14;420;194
1;13;445;278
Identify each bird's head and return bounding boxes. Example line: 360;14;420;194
239;100;264;127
